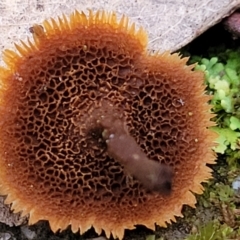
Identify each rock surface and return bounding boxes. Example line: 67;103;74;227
0;197;27;227
0;0;240;59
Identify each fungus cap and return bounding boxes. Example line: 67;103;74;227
0;10;217;239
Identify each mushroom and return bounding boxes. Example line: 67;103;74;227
0;10;217;239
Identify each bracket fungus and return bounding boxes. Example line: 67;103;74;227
0;10;217;239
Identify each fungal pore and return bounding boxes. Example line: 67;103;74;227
0;10;217;239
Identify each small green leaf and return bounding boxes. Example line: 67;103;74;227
211;127;240;153
229;116;240;130
146;235;155;240
217;184;234;202
211;62;225;76
220;97;232;113
208;76;220;89
214;80;229;94
201;58;210;67
225;67;239;85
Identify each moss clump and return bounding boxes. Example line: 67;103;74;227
180;46;240;240
191;49;240;169
184;221;238;240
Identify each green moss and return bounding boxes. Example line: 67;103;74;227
184;168;240;238
190;48;240;169
184;221;235;240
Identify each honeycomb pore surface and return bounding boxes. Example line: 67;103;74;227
0;11;216;239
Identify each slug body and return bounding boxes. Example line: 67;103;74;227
99;111;173;195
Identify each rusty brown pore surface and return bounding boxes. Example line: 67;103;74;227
0;0;238;236
0;11;217;239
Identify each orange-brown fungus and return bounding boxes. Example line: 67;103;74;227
0;10;217;239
